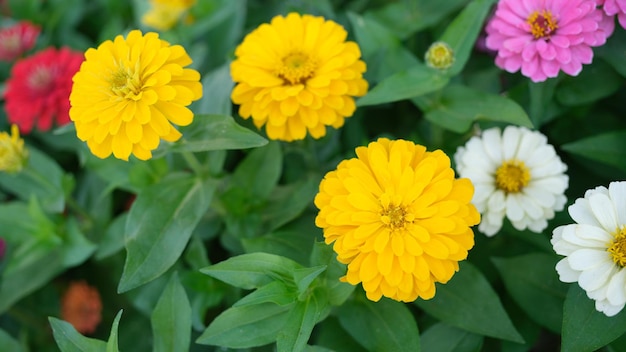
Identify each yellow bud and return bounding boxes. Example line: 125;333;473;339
425;41;455;70
0;125;28;173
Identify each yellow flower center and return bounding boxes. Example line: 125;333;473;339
527;10;558;39
608;228;626;267
277;52;316;85
380;204;414;231
495;160;530;193
109;65;143;100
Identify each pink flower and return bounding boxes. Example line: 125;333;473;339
598;0;626;29
4;47;84;133
485;0;610;82
0;21;40;62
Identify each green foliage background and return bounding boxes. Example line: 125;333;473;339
1;0;626;351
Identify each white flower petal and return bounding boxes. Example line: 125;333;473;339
568;248;611;271
606;269;626;306
506;194;524;221
589;192;619;232
502;125;522;160
609;181;626;226
596;299;624;317
578;260;616;291
481;127;503;163
568;198;601;227
487;189;506;212
555;258;580;282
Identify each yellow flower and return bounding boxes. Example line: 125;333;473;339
69;30;203;161
142;0;196;31
0;124;28;173
230;12;368;142
314;138;480;302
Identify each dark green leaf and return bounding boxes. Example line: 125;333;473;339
420;323;484;352
555;60;622;106
596;29;626;77
231;141;282;201
493;253;568;333
62;216;96;268
293;266;327;299
310;242;354;307
95;213;128;260
337;298;420;352
200;252;301;290
423;84;533;133
562;131;626;174
49;317;107;352
151;272;192;352
196;302;293;348
118;174;217;292
417;262;523;343
106;310;123;352
234;281;297;307
562;285;626;352
277;296;324;352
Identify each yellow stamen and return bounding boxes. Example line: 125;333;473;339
527;10;558;39
277;52;316;85
495;160;530;193
608;228;626;267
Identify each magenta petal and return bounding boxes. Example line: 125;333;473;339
561;59;583;75
572;45;594;64
541;58;561;77
539;43;557;60
522;43;538;61
554;46;572;63
559;23;583;35
504;55;523;72
503;37;528;52
605;0;619;15
550;35;570;48
619;13;626;29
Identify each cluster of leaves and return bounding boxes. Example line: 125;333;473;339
1;0;626;351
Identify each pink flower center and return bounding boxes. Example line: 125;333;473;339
527;10;558;39
28;66;55;92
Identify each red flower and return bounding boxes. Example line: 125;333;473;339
61;281;102;335
4;47;84;133
0;21;40;61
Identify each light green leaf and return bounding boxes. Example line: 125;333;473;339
151;272;192;352
420;323;484;352
118;174;217;292
195;63;234;115
493;253;568;333
338;298;420;352
62;216;97;268
417;262;524;343
562;131;626;174
200;252;301;290
357;63;449;106
49;317;107;352
439;0;497;76
196;302;293;348
310;242;354;307
106;310;123;352
234;281;297;307
230;141;282;201
0;329;24;352
293;266;327;299
562;285;626;352
277;296;324;352
423;84;533;133
169;114;267;153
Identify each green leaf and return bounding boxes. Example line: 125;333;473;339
420;323;484;352
310;242;354;306
196;302;293;348
151;272;192;352
337;298;420;352
49;317;107;352
0;147;67;213
118;174;217;292
438;0;497;76
231;141;282;201
106;310;123;352
293;266;327;299
195;63;233;115
200;252;301;290
492;253;568;333
62;216;97;268
562;131;626;174
417;262;524;343
277;296;324;352
0;329;24;352
95;213;128;260
234;281;297;307
562;285;626;352
556;60;622;106
596;29;626;77
357;63;449;106
170;114;267;153
422;84;533;133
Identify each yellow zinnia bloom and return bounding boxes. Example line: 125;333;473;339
230;12;369;142
69;30;203;161
314;138;480;302
142;0;196;31
0;124;28;173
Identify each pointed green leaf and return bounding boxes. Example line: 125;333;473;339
200;252;301;289
231;141;282;201
0;329;24;352
293;266;327;298
62;216;97;268
195;63;234;115
417;262;524;343
170;114;267;153
234;281;297;307
106;310;123;352
337;298;420;352
562;285;626;352
493;253;568;333
49;317;107;352
118;174;217;292
95;213;128;260
562;131;626;174
420;323;484;352
423;84;533;133
196;302;293;348
151;272;192;352
277;296;324;352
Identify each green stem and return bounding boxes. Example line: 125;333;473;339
181;151;206;176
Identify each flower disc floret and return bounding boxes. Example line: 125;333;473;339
69;30;203;161
552;181;626;316
0;125;28;173
455;126;568;236
230;12;369;142
314;138;480;302
485;0;610;82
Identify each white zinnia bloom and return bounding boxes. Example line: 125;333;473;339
454;126;568;236
552;181;626;317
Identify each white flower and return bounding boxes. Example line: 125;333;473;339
454;126;568;236
551;181;626;317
